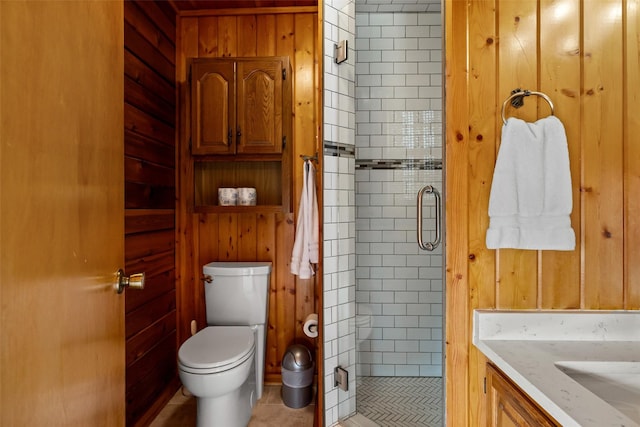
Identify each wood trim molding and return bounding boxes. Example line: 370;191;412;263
176;6;317;17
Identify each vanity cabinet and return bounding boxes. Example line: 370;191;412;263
188;56;292;212
486;364;559;427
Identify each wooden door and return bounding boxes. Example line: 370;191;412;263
237;58;285;154
0;2;125;426
191;60;236;155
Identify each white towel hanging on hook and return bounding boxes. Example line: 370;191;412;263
291;160;319;278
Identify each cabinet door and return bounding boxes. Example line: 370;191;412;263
486;364;559;427
191;60;235;155
236;59;284;154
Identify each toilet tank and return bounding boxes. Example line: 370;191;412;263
202;261;271;326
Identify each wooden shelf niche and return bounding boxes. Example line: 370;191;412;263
194;158;287;212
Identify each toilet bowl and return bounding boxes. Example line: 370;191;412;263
179;326;257;427
177;261;271;427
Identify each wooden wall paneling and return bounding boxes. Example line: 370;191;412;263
125;331;177;426
218;213;239;260
125;130;176;169
496;1;539;309
125;104;175;147
467;1;497;424
124;21;175;83
539;0;582;309
124;3;178;424
134;1;177;43
198;214;220;265
444;0;470;425
238;15;258;56
276;14;295;57
625;1;640;309
125;157;175;189
125;230;175;260
256;213;277;261
177;15;199;345
238;213;258;259
125;209;175;235
198;16;218;57
218;16;238;57
127;312;177;366
125;50;175;112
126;270;175;314
257;14;277;56
468;1;498;313
582;0;625;309
257;213;280;377
192;215;206;327
125;181;176;210
293;13;317;198
126;291;177;340
292;11;318;351
125;76;175;125
125;1;176;64
274;212;298;379
446;0;640;424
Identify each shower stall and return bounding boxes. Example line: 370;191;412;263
322;0;444;426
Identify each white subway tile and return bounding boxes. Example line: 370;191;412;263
369;13;394;25
371;339;395;352
383;352;407;365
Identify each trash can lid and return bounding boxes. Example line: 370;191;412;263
282;344;313;371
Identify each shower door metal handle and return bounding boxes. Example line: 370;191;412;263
417;185;441;251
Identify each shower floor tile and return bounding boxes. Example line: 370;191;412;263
356;377;443;427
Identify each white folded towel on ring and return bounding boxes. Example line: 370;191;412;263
486;116;575;250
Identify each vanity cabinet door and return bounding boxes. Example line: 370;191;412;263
486;364;559;427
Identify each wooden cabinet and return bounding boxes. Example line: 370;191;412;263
188;57;292;212
190;57;291;155
486;364;560;427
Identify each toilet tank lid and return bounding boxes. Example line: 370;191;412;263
203;261;272;276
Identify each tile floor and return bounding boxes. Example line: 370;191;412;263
356;377;443;427
149;385;315;427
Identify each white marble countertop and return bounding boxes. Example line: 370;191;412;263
473;310;640;427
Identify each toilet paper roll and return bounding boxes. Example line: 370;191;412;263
302;313;318;338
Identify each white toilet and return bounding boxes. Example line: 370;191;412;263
178;261;271;427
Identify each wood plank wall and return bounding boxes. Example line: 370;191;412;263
445;0;640;425
176;7;320;384
124;1;179;426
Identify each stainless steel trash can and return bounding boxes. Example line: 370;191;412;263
281;344;314;408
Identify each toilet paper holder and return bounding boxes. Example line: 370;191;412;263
303;313;318;338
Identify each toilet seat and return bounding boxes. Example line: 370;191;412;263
178;326;255;374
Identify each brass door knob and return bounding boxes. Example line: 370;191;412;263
115;269;145;294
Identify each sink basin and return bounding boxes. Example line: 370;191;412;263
554;361;640;424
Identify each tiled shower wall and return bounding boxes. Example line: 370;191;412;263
322;0;357;426
354;12;443;378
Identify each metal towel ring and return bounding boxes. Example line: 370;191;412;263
501;90;555;125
